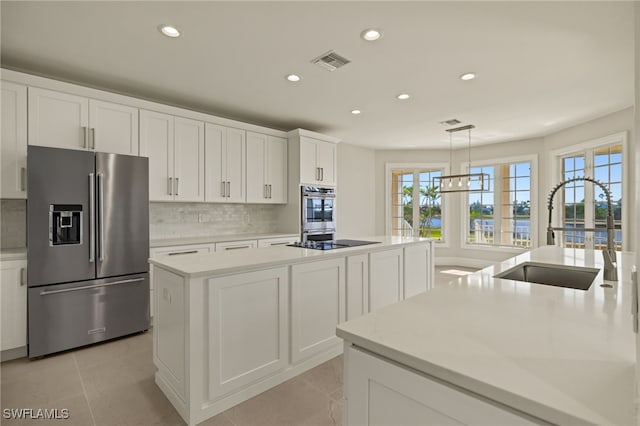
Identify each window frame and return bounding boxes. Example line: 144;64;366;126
385;162;450;247
548;131;629;251
461;154;539;252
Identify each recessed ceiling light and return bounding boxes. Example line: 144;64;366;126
397;93;410;100
460;72;476;81
159;25;181;38
285;74;301;82
361;28;383;41
351;109;361;115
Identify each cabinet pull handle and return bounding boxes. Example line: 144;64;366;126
82;126;88;148
226;181;230;198
264;184;267;199
320;167;324;181
175;177;179;196
221;181;226;197
316;167;320;181
20;268;26;286
168;250;198;256
168;177;173;195
20;167;26;191
226;245;250;250
90;128;96;150
268;184;272;199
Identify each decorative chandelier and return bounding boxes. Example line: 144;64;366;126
433;124;489;193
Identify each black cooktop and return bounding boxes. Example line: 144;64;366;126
288;239;380;251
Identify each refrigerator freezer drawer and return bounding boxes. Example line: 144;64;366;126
28;273;150;358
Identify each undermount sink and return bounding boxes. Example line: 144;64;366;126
494;262;600;290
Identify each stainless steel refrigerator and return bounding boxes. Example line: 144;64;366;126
27;146;150;357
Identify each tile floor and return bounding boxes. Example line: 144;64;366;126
1;265;478;426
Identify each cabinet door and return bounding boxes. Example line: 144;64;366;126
404;243;432;299
207;267;288;398
299;137;318;185
369;249;403;311
1;260;27;351
204;123;226;202
267;136;287;203
28;87;89;150
1;81;27;199
174;117;205;202
345;346;538;426
291;258;345;363
316;140;336;186
88;100;139;155
225;128;246;203
140;110;174;201
346;254;368;320
246;131;268;203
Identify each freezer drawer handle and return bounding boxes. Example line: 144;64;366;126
39;277;145;296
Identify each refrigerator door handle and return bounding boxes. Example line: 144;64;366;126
98;173;105;261
39;277;145;296
89;173;95;263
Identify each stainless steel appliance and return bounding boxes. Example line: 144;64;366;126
301;186;336;241
27;146;150;357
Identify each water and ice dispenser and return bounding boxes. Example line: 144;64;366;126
49;205;82;245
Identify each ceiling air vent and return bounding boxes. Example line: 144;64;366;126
439;119;461;126
312;50;351;72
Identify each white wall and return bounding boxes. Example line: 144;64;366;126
336;143;376;238
375;108;635;267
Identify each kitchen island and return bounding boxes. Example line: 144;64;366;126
337;246;637;426
149;236;433;426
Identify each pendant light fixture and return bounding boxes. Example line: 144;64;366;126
433;124;489;193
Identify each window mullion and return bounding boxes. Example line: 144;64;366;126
413;171;420;238
493;166;502;245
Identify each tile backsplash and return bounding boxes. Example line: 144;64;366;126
0;199;26;249
150;202;283;240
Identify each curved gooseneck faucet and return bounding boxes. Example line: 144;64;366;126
546;176;618;281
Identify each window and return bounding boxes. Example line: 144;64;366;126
465;158;535;248
389;166;445;241
560;143;623;250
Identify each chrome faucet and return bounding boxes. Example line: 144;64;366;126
547;176;618;281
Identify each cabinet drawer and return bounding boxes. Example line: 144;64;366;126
215;240;257;251
151;243;215;258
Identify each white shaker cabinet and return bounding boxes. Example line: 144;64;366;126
403;242;434;299
246;132;287;204
1;81;27;199
140;110;205;202
28;87;138;155
215;240;257;251
344;345;538;426
1;260;27;351
299;136;337;187
290;258;345;363
346;254;369;320
369;248;403;311
205;123;245;203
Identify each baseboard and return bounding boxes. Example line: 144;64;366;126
435;257;493;269
1;346;27;362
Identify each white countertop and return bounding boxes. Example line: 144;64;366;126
149;236;431;278
149;232;298;248
336;246;636;426
0;248;27;261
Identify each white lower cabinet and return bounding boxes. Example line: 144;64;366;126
215;240;257;252
345;345;538;426
346;254;368;320
403;243;433;299
369;249;403;312
291;258;345;363
207;267;289;398
1;260;28;351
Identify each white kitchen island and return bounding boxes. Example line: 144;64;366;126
149;236;433;426
337;246;637;426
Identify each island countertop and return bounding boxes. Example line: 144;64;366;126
149;236;431;278
336;246;637;425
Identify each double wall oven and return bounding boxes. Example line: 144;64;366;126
301;186;336;242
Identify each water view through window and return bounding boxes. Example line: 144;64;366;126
391;168;443;240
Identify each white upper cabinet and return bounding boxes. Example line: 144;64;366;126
205;123;246;203
140;110;204;202
1;81;27;199
289;129;339;187
246;132;287;204
28;87;138;155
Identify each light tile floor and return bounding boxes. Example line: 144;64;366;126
1;265;477;426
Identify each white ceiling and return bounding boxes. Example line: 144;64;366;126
0;1;634;149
